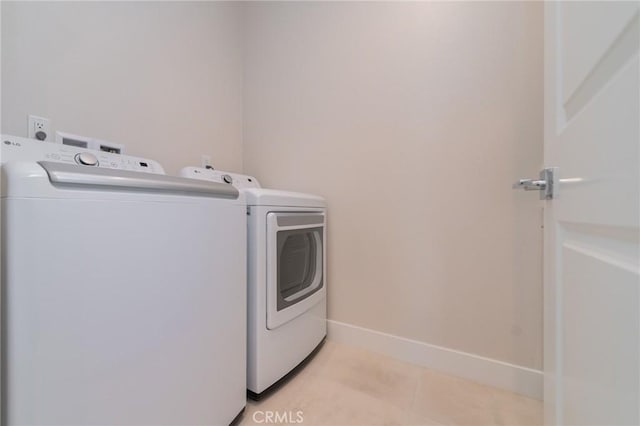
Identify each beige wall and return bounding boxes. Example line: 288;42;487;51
1;1;243;175
243;2;544;369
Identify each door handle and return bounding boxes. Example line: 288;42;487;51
513;168;555;200
513;179;547;191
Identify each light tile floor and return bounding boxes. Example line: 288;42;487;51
237;341;542;426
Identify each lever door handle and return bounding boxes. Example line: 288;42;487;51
512;168;555;200
512;179;547;191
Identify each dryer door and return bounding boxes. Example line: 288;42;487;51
266;212;326;330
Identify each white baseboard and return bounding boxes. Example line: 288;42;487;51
327;320;542;400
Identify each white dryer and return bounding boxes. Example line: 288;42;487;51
1;136;247;425
181;167;327;397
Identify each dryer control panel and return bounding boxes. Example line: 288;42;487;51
180;166;261;189
1;134;164;174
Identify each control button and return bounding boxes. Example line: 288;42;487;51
75;152;99;166
222;174;233;184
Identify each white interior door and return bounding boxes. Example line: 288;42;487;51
544;2;639;425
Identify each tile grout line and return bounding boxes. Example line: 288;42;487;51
407;370;422;425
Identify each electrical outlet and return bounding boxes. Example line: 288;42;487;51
28;115;51;141
201;155;212;169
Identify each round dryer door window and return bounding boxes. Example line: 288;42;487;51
277;228;323;310
266;212;326;330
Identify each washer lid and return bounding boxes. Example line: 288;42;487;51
244;188;326;208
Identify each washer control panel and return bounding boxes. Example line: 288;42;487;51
180;166;260;189
1;135;165;174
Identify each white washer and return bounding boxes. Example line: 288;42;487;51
180;167;327;396
1;135;247;425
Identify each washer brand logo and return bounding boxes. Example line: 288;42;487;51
4;140;21;147
252;410;304;424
